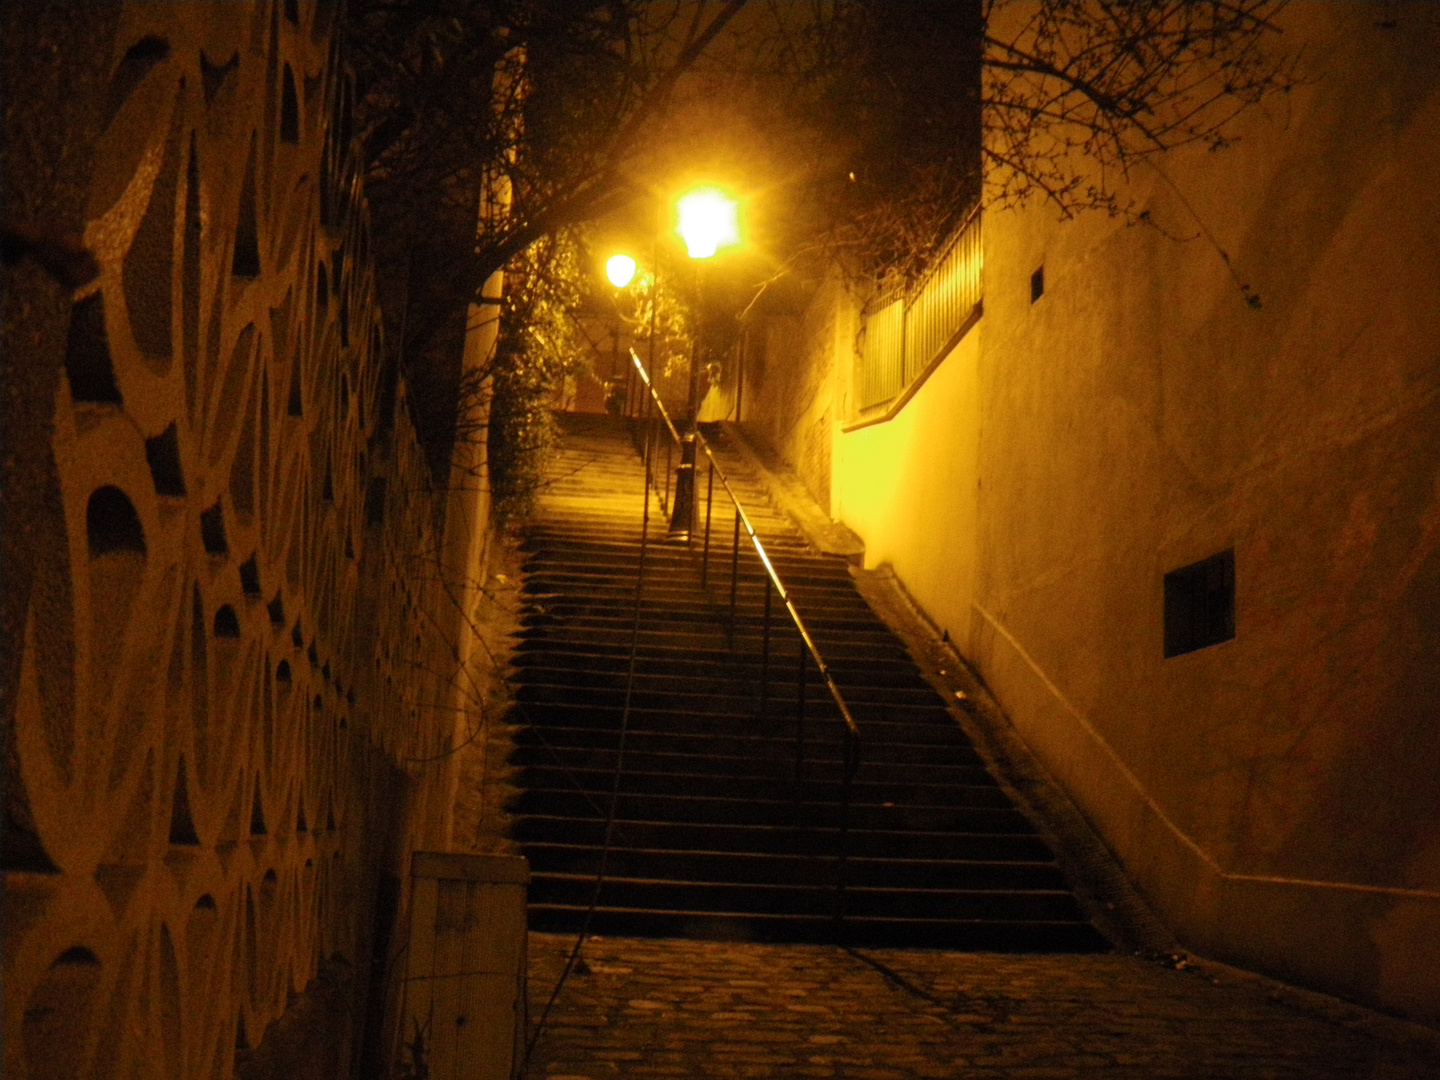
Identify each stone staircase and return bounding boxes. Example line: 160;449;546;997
508;412;1107;951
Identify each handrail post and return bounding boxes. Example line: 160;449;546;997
649;412;658;506
795;643;806;784
664;430;673;510
834;729;857;932
728;511;740;639
700;456;715;586
642;396;653;479
759;577;772;718
654;416;665;511
643;394;653;479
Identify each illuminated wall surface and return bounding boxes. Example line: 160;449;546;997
734;279;843;516
754;6;1440;1027
4;4;472;1077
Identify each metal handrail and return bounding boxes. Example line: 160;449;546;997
628;351;859;739
626;349;859;925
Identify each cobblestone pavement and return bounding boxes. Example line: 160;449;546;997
524;934;1438;1079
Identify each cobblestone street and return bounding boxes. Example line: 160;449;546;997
524;934;1438;1079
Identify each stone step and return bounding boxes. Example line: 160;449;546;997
520;844;1071;890
525;905;1107;952
507;412;1105;953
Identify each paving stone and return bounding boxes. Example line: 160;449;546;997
524;933;1438;1078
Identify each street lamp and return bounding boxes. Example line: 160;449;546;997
607;187;739;536
605;253;637;288
673;188;739;409
675;187;740;260
602;252;641;415
665;186;739;537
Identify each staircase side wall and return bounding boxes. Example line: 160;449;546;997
2;3;495;1077
762;4;1440;1028
735;281;842;516
831;325;982;652
967;4;1440;1026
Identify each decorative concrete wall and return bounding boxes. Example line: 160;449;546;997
766;5;1440;1026
4;4;489;1077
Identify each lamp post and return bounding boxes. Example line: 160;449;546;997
669;186;739;537
608;186;739;538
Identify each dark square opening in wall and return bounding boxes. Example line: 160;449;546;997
1164;549;1235;657
1030;266;1044;303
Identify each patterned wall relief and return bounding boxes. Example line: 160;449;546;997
5;4;467;1078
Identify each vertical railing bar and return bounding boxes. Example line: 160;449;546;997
647;408;656;488
640;394;648;473
795;642;806;784
759;577;772;718
643;393;654;482
682;432;695;547
728;510;740;641
834;729;856;929
701;456;714;587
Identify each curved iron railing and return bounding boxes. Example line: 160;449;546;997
626;350;860;921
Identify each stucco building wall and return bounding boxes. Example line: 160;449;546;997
772;5;1440;1025
3;4;497;1077
734;279;845;515
832;326;982;653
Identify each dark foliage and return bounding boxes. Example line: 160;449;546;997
348;0;747;482
346;0;1294;485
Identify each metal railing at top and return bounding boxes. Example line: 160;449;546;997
857;206;983;413
626;349;860;920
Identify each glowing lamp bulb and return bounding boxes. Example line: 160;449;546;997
606;254;637;288
675;188;739;260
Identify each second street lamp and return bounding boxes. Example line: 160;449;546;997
602;252;640;415
605;253;637;288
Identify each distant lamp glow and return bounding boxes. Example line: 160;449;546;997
675;187;739;259
605;253;637;288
